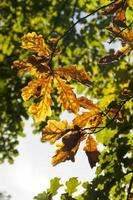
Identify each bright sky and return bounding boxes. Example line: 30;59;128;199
0;116;96;200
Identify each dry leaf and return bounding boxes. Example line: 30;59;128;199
28;76;52;121
22;32;50;56
84;136;100;168
73;111;102;129
42;120;70;144
107;108;122;121
55;77;80;113
56;65;93;87
78;96;100;111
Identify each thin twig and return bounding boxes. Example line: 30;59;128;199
59;0;117;41
48;0;117;67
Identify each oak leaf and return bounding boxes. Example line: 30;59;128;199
22;32;50;57
78;96;100;111
73;111;102;129
84;136;100;168
99;26;133;64
52;131;83;166
55;77;80;113
28;76;53;121
56;65;93;87
42;120;70;144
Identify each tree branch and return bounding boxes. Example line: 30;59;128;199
127;174;133;200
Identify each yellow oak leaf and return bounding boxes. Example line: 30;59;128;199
22;79;44;101
56;65;92;86
73;111;102;129
42;120;70;144
84;136;100;168
55;77;80;113
28;76;52;121
22;32;50;56
12;59;50;77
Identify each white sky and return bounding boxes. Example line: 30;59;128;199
0;116;96;200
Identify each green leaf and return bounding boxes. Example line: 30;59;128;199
65;177;80;196
47;177;63;196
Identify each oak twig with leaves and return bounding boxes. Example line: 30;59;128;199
11;0;133;199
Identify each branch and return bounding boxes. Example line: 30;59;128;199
127;174;133;200
48;0;117;67
93;95;133;134
59;0;117;41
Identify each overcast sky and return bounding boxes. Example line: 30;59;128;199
0;115;96;200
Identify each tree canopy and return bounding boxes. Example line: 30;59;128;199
0;0;133;199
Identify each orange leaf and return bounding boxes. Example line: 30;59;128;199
108;108;122;121
84;136;100;168
73;111;102;129
78;96;100;111
56;65;93;87
55;77;80;113
42;120;70;144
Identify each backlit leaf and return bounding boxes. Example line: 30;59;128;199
28;76;52;121
47;177;63;196
78;96;100;111
22;32;50;56
65;177;80;196
84;136;100;168
56;65;93;87
52;131;84;166
52;142;80;166
55;77;80;113
73;111;102;129
42;120;70;144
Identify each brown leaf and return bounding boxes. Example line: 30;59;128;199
107;108;122;121
84;136;100;168
102;0;123;15
56;65;93;87
52;131;85;166
113;8;127;27
42;120;70;144
55;77;80;113
78;96;100;111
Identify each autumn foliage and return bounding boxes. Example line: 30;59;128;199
12;0;132;171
